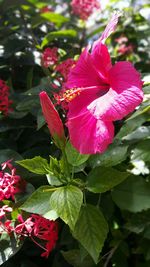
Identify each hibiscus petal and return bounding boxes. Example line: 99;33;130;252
88;61;143;121
66;47;107;89
91;43;112;78
68;86;102;119
67;109;114;154
92;12;121;51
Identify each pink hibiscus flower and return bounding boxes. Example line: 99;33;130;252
65;13;143;154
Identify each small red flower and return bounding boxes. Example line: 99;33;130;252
0;205;13;234
0;205;12;219
41;48;58;68
0;79;13;116
0;160;26;201
56;58;76;81
15;215;34;236
14;214;58;258
40;6;53;13
31;214;58;258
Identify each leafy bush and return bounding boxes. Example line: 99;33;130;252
0;0;150;266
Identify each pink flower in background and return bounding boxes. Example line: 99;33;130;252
65;13;143;154
115;35;134;55
71;0;100;20
0;79;13;116
56;58;76;81
117;44;134;55
41;48;58;68
40;6;53;13
115;35;128;44
39;91;65;145
0;160;26;201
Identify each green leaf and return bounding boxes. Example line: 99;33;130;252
89;144;128;168
87;167;129;193
61;249;95;267
16;156;50;174
32;13;69;28
41;29;77;48
122;126;150;142
126;100;150;121
37;109;45;130
143;85;150;94
0;149;23;164
131;140;150;162
65;141;89;166
73;204;108;264
125;210;150;234
116;114;149;139
43;210;59;221
50;185;83;230
21;186;53;215
112;175;150;212
0;233;22;265
16;96;39;111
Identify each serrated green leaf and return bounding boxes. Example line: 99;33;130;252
73;204;108;264
50;185;83;230
112;175;150;212
16;156;50;174
65;141;89;166
87;167;129;193
41;29;77;48
21;186;53;215
89;144;128;168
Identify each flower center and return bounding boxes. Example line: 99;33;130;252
62;88;81;102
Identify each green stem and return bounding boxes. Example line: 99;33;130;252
62;149;70;179
97;193;101;207
83;191;87;205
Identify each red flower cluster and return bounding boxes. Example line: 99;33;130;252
41;48;58;68
55;58;76;81
0;207;58;258
0;160;26;201
53;58;76;110
15;214;58;258
115;35;134;55
71;0;100;20
0;79;12;116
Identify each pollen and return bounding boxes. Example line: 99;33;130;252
62;88;81;102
